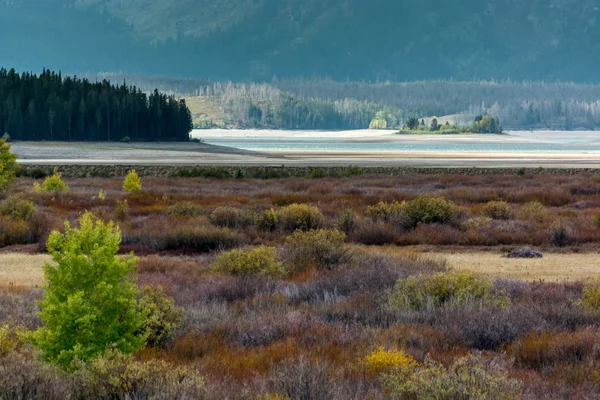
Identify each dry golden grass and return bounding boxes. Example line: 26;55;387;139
0;253;51;288
355;245;600;282
429;252;600;282
184;96;229;127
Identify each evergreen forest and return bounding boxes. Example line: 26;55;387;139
0;68;192;142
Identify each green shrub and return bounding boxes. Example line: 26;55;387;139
0;196;36;221
403;195;458;227
344;165;363;177
212;246;286;277
123;169;142;193
309;168;326;179
594;212;600;229
521;201;548;223
166;202;203;217
210;206;255;228
283;229;348;271
138;286;185;348
579;280;600;313
277;204;324;231
382;354;523;400
29;213;145;368
389;270;507;311
72;348;206;399
366;201;405;222
114;199;130;221
172;166;232;179
255;208;279;232
0;217;36;246
334;208;358;234
36;170;68;193
0;325;18;357
482;201;512;220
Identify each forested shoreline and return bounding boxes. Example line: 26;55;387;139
0;68;192;142
98;74;600;131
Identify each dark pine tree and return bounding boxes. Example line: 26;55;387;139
0;68;192;142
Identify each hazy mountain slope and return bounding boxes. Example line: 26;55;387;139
2;0;600;81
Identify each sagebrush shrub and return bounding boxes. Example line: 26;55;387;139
350;219;400;245
389;270;508;311
0;346;66;399
482;200;512;220
139;286;185;348
510;328;599;369
212;246;286;277
382;353;523;400
0;196;37;221
114;199;130;221
71;348;206;399
461;216;492;231
270;359;331;400
521;201;548;223
363;347;418;376
549;220;570;247
210;206;255;228
579;279;600;313
283;229;348;271
366;201;406;222
403;195;458;227
0;216;38;246
255;208;278;231
0;325;17;356
334;208;358;234
277;204;324;231
166;202;203;217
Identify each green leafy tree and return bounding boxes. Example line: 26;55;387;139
29;213;146;368
430;118;439;131
123;169;142;193
0;135;19;191
35;169;69;193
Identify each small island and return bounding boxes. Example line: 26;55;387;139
397;115;503;135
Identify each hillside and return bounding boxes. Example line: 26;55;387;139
1;0;600;81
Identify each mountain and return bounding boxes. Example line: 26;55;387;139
2;0;600;81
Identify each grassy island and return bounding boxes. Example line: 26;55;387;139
397;114;503;135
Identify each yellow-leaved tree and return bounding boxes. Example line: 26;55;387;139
123;169;142;193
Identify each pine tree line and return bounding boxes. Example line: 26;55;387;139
0;68;192;141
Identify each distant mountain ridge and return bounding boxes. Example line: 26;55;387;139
2;0;600;81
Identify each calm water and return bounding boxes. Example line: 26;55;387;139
197;130;600;153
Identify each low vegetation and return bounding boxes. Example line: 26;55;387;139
212;246;286;277
1;171;600;397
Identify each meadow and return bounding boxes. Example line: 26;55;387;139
3;170;600;398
